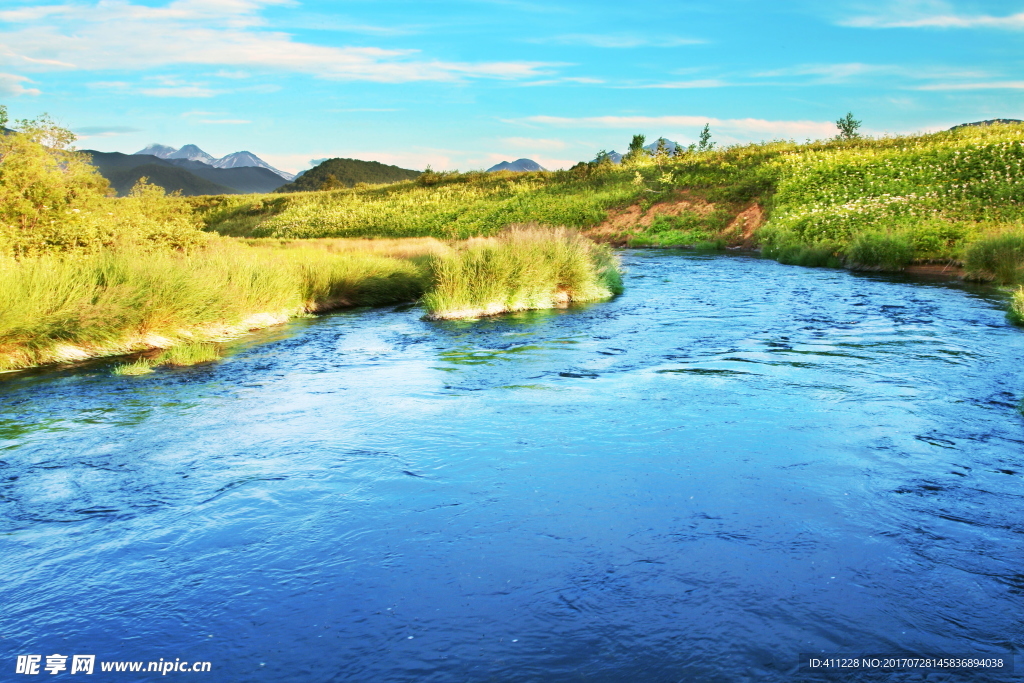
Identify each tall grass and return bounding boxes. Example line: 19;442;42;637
963;230;1024;284
421;225;622;320
0;239;428;370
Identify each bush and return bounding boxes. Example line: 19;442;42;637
762;241;842;268
964;231;1024;284
845;232;914;271
421;225;621;319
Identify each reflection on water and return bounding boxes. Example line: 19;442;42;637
1;251;1022;681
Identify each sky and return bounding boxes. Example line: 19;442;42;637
0;0;1021;173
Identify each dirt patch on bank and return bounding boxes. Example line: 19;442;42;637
584;192;764;246
724;204;765;244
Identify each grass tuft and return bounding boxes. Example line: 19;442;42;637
155;342;222;366
112;358;155;375
964;231;1024;284
845;232;915;271
421;225;622;320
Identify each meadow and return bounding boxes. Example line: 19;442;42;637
3;114;1024;371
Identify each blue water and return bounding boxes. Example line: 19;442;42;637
2;251;1023;681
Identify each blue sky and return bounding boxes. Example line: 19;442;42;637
0;0;1021;172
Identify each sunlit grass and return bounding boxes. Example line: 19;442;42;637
421;225;622;320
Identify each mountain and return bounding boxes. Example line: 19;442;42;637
84;150;289;196
214;151;296;181
276;157;421;192
166;144;217;165
950;119;1023;130
644;138;682;154
134;144;177;159
132;144;295;181
487;158;547;172
592;151;624;164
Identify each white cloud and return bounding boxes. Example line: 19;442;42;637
500;137;567;150
752;63;993;84
73;125;142;137
199;118;252;123
915;81;1024;90
518;115;838;140
517;76;604;87
140;85;221;97
528;34;706;48
615;79;728;89
0;72;40;96
0;0;557;83
841;8;1024;29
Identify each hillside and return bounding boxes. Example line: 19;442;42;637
193;122;1024;278
276;157;420;192
84;151;289;195
103;163;236;197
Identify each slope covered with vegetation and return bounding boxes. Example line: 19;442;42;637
276;157;421;192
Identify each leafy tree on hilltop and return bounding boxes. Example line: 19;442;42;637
698;124;715;152
835;112;862;140
623;134;649;164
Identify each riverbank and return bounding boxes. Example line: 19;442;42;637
192;122;1024;284
0;229;621;372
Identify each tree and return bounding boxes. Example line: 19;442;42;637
835;112;862;140
698;124;714;152
623;134;649;164
655;137;668;158
0;112;112;254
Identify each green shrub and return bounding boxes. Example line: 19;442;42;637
421;225;621;319
762;241;842;268
845;232;915;271
964;231;1024;283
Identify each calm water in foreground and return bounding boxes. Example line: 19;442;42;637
2;251;1023;682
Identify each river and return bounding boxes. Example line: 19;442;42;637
2;251;1022;681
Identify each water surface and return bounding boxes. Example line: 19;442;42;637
2;251;1022;681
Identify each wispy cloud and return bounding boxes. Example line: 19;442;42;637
615;79;728;89
752;62;993;84
0;72;40;96
841;8;1024;29
73;124;142;137
518;115;838;140
527;34;706;48
199;118;252;124
517;76;604;87
500;137;567;150
915;81;1024;90
0;0;558;83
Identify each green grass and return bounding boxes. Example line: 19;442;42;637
111;358;155;375
1;229;623;370
1010;288;1024;326
0;239;430;370
156;342;223;366
963;230;1024;284
421;225;622;319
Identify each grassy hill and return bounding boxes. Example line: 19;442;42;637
277;157;421;192
193;123;1024;277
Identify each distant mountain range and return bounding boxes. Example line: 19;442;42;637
134;144;296;181
487;158;547;172
83;150;290;196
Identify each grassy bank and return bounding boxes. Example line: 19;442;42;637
422;226;622;319
0;229;620;371
0;238;429;370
